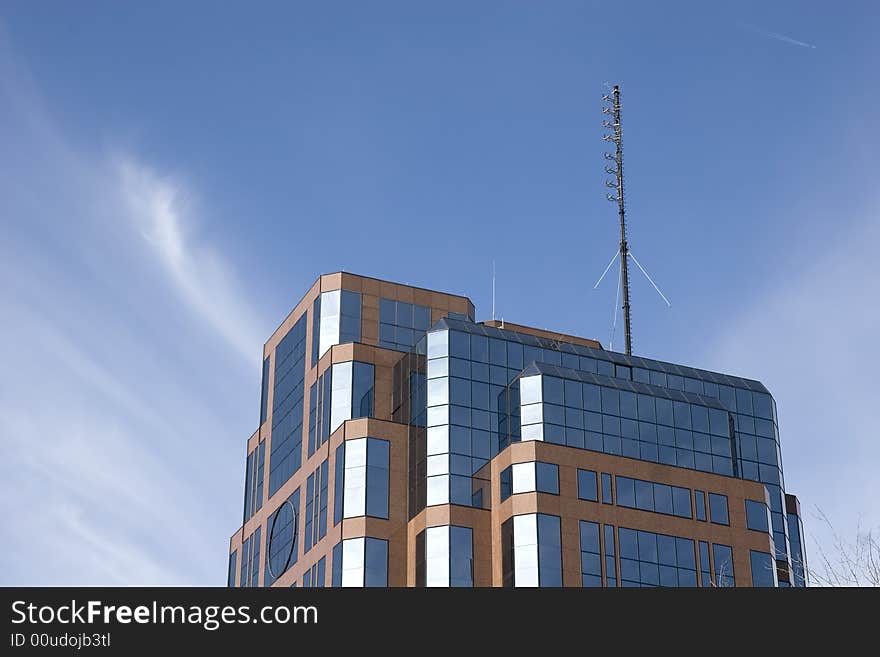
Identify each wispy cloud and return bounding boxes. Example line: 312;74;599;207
737;21;817;49
117;159;264;364
0;37;264;584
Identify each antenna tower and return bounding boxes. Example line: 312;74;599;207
595;83;671;354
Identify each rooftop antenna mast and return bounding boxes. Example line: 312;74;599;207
492;260;496;321
595;83;671;355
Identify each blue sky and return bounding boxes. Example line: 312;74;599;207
1;1;877;584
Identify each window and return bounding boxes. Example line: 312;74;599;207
750;550;776;587
302;557;326;588
672;487;692;518
363;438;391;519
339;438;390;520
340;537;389;587
501;370;736;478
379;298;432;351
709;493;729;526
333;444;344;526
243;440;265;523
269;315;308;495
239;526;262;588
618;527;697;587
577;469;598;502
601;473;613;504
500;462;558;499
745;499;770;533
695;490;707;521
713;544;735;587
265;489;300;585
788;512;808;587
508;513;562;587
227;550;237;587
317;290;361;359
580;521;602;587
698;541;711;587
615;476;692;519
604;525;617;587
425;525;473;587
304;460;328;552
332;542;342;587
535;462;559;494
308;369;333;456
500;466;513;502
311;296;321;368
260;356;271;424
330;361;375;434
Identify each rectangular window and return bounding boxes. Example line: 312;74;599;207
601;473;613;504
269;314;308;495
364;538;389;587
510;513;562;587
537;514;563;587
240;535;250;588
698;541;711;587
615;476;692;520
330;362;375;434
745;499;770;533
618;527;696;587
535;462;559;495
579;521;602;587
500;466;513;502
311;296;321;368
750;550;776;587
709;493;729;525
713;544;735;587
318;290;362;359
340;438;390;519
425;525;474;587
577;469;598;502
366;438;391;518
304;460;329;552
227;550;237;587
251;528;260;588
333;444;344;525
604;524;617;587
260;356;271;425
502;462;558;498
332;542;343;587
304;560;324;587
340;537;389;587
243;440;266;523
303;557;326;588
695;490;707;521
379;297;432;351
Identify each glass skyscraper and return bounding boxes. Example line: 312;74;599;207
229;272;807;587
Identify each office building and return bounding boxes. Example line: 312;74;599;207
228;272;807;587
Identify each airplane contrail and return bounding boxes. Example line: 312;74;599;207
737;21;817;49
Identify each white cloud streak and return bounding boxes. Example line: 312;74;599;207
117;159;263;364
0;39;264;585
737;21;817;49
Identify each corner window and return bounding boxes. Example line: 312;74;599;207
317;290;361;358
750;550;777;587
339;438;390;520
745;499;770;533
